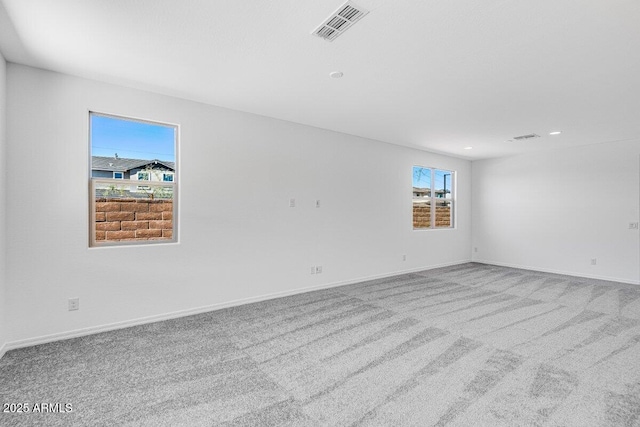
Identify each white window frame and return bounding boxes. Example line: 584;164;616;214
89;111;179;247
113;171;124;179
413;165;455;230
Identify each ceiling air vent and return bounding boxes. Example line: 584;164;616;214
312;1;369;42
513;133;540;141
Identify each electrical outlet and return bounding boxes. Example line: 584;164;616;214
316;200;321;208
630;222;639;229
402;254;406;261
289;198;296;208
68;298;79;311
591;258;597;265
474;247;478;253
311;266;316;275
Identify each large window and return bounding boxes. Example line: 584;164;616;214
89;113;178;246
413;166;454;229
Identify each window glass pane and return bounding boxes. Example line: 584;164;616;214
434;169;452;200
91;114;176;163
413;166;432;229
434;169;453;228
90;113;177;246
435;199;452;228
413;166;431;194
413;166;454;229
413;199;431;229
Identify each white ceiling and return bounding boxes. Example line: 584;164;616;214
1;0;639;160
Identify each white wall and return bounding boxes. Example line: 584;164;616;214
0;53;6;357
5;64;471;347
472;140;640;284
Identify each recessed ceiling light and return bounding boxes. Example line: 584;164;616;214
464;147;473;150
329;71;344;78
549;131;562;135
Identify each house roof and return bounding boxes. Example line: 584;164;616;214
413;187;448;194
92;156;175;172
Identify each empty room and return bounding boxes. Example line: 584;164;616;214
1;1;639;426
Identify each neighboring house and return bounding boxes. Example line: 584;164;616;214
412;187;449;200
91;156;175;182
412;187;430;199
434;189;449;198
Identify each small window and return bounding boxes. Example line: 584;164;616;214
413;166;454;229
90;113;178;246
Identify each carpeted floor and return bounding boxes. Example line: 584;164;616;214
2;263;640;426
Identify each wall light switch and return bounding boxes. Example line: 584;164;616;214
630;222;639;229
68;298;79;311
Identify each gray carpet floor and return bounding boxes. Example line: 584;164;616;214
2;263;640;426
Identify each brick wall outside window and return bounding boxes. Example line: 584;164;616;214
95;198;173;241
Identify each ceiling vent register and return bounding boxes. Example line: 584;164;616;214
312;1;369;41
512;133;540;141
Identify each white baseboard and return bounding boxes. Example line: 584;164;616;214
1;259;471;356
474;259;640;285
0;341;7;361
